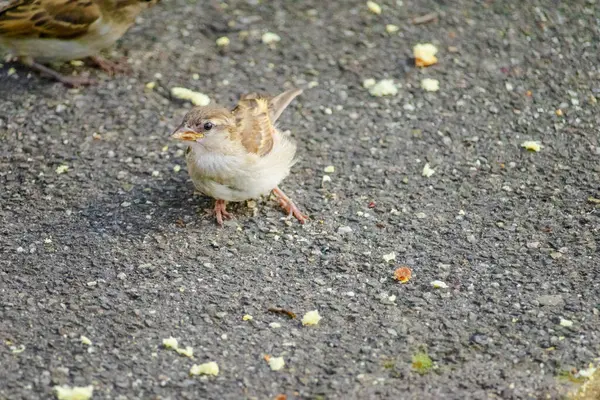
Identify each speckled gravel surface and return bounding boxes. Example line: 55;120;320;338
1;1;600;399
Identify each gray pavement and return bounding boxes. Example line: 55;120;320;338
1;0;600;399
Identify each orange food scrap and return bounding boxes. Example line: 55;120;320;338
274;395;287;400
394;266;412;283
526;90;532;97
413;43;438;67
263;354;271;362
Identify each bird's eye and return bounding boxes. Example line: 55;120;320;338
203;122;214;131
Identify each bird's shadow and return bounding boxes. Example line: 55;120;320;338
0;63;55;95
76;172;214;238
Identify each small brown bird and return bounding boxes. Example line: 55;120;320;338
0;0;158;86
171;88;308;226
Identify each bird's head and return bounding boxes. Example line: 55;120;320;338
171;106;234;143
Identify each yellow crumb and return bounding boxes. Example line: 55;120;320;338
269;356;285;371
421;78;440;92
422;163;435;177
53;385;93;400
521;141;541;152
367;1;382;15
190;362;219;376
175;346;194;358
216;37;230;47
368;79;398;96
386;24;399;34
431;280;448;289
171;87;210;106
301;310;322;326
162;337;178;349
80;336;92;346
262;32;281;44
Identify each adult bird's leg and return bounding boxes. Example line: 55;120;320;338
19;57;96;87
272;187;308;224
88;55;131;75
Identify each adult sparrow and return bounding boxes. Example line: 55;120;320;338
171;88;308;226
0;0;158;86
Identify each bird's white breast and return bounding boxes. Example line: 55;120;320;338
186;131;297;202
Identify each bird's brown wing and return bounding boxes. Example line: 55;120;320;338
232;88;302;156
0;0;101;39
239;88;302;124
232;94;274;157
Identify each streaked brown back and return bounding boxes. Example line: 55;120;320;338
0;0;101;39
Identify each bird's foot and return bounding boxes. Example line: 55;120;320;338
272;187;308;224
206;199;233;226
88;55;131;75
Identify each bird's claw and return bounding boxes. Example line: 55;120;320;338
89;56;131;75
273;187;308;224
58;75;97;87
206;199;233;227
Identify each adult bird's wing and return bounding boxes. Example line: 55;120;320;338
0;0;101;39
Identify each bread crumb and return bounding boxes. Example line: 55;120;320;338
190;362;219;376
301;310;322;326
269;356;285;371
414;43;438;67
54;385;93;400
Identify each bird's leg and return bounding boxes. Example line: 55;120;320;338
88;55;131;75
272;187;308;224
210;199;233;226
18;57;96;87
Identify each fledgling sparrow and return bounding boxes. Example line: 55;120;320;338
171;88;308;226
0;0;158;86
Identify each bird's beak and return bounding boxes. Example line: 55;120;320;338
171;126;204;141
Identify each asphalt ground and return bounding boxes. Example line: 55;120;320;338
1;0;600;399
